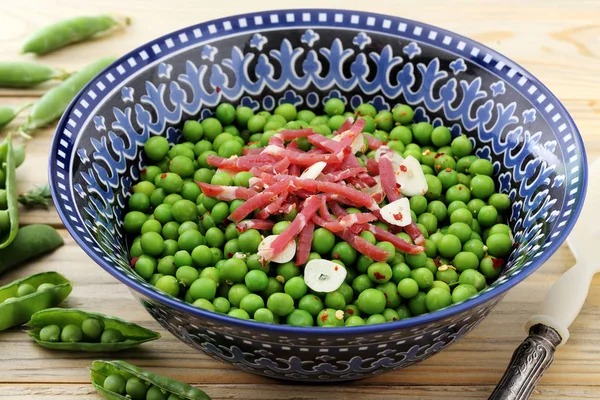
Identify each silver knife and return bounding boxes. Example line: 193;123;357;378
489;158;598;400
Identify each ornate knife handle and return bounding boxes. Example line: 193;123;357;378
488;324;562;400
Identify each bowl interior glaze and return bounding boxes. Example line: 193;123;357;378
49;9;587;381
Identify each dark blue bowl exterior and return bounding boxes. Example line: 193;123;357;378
49;9;587;381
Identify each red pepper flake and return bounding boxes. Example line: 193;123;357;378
347;308;354;315
445;167;451;172
393;212;403;221
216;86;222;93
130;257;138;267
492;257;504;269
141;168;147;174
374;272;386;280
458;186;463;190
227;252;234;258
434;153;443;159
392;317;398;321
433;257;441;267
435;165;441;170
399;165;407;172
160;173;167;178
383;292;388;298
334;266;339;271
320;313;328;322
333;253;340;260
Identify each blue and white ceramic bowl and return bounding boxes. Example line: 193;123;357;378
49;9;587;382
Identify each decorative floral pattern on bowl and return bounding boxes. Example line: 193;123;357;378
49;9;587;381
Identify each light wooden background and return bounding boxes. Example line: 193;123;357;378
1;0;599;399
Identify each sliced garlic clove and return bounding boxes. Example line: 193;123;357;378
257;234;296;263
332;130;365;154
380;197;412;227
396;155;428;197
304;259;347;293
375;145;404;169
300;161;327;180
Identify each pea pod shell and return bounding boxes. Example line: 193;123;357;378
0;62;68;88
22;15;130;55
0;133;19;248
0;224;64;274
0;271;72;331
22;57;116;133
27;308;160;351
90;360;211;400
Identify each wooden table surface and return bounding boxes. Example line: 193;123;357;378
1;0;600;399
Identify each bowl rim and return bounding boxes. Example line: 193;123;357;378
49;8;588;336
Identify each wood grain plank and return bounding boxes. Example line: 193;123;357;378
1;384;600;400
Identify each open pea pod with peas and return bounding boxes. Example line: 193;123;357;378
90;360;211;400
0;271;72;331
27;308;160;351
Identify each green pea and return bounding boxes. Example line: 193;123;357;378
286;309;314;327
155;276;180;297
408;292;428;316
488;193;511;212
478;205;499;227
201;118;223;142
253;308;276;323
308;227;335;255
39;325;61;342
392;105;414;125
331;242;356;266
324;98;345;116
103;374;127;394
316;308;344;327
298;294;324;317
274;103;298;121
143;137;170;163
458;269;487;292
426;287;452;312
212;297;231;313
469;158;494;176
82;318;104;341
245;270;269;292
61;324;83;343
451;135;473;157
480;256;503;279
486;233;512;258
17;283;36;297
125;377;147;400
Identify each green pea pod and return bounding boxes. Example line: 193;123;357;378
0;271;72;331
20;57;117;136
0;224;64;274
22;15;130;55
0;62;70;88
0;133;18;248
90;360;211;400
0;104;32;129
27;308;160;351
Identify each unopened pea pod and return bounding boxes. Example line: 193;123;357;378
0;104;32;129
0;271;72;331
0;62;70;88
20;57;116;135
0;224;64;274
27;308;160;351
90;360;211;400
0;133;18;248
22;15;130;56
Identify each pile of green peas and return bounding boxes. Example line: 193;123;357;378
38;317;125;344
103;373;183;400
123;98;513;327
2;282;56;303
